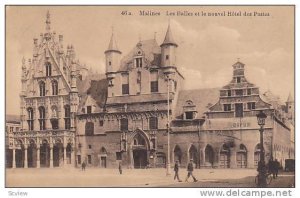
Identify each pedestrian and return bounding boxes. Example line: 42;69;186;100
174;160;182;182
268;159;275;179
185;159;198;182
81;161;86;171
274;159;280;178
119;162;122;175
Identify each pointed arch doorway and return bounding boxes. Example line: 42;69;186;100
130;130;150;169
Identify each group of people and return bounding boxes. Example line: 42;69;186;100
81;159;199;183
268;159;280;179
174;159;198;182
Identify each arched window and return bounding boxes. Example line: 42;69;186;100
52;80;58;95
64;105;71;129
205;145;214;166
38;106;46;130
45;62;52;76
27;107;34;131
189;145;199;168
51;106;58;130
39;81;46;96
85;122;94;136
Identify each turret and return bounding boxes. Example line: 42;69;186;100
160;22;178;68
105;30;121;79
286;92;294;115
232;60;245;82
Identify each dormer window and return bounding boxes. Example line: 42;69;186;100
135;57;143;68
183;100;197;120
185;112;194;120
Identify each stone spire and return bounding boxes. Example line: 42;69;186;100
161;21;178;47
45;10;51;32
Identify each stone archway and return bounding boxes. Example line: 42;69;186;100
15;139;25;168
129;130;150;169
27;139;37;168
204;144;214;167
53;140;64;167
174;145;182;164
237;144;247;168
188;145;199;168
40;140;50;168
219;144;230;168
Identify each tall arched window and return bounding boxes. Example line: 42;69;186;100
45;62;52;76
39;81;46;96
51;106;58;130
52;80;58;95
27;107;34;131
85;122;94;136
64;105;71;129
39;106;46;130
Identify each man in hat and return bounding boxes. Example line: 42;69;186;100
185;159;198;182
174;160;182;182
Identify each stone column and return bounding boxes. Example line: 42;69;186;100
36;146;40;168
71;147;75;167
50;144;53;168
129;147;134;169
230;147;237;168
24;146;28;168
200;148;205;167
63;147;67;167
12;148;16;168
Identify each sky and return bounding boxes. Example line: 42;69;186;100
6;6;294;115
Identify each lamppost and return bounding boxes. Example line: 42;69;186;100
256;110;267;187
166;74;171;176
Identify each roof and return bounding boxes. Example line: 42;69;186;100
175;88;220;119
260;90;284;109
6;115;20;123
105;33;121;54
78;77;108;112
77;73;105;95
106;92;174;105
161;24;178;47
119;39;161;71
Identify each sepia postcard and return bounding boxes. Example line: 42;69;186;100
5;5;295;190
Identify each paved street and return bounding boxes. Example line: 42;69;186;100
6;168;294;188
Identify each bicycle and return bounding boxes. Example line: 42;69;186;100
254;172;273;186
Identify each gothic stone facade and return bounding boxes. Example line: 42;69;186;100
7;12;294;169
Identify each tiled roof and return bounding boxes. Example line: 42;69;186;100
175;88;220;119
119;39;161;71
77;74;107;112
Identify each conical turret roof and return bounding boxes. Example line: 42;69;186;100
161;23;178;47
105;32;121;54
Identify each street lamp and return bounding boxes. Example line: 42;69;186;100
166;74;171;176
256;110;267;187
